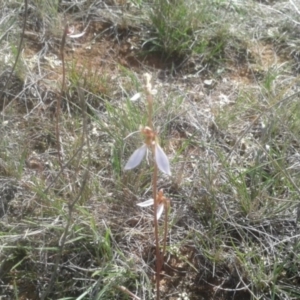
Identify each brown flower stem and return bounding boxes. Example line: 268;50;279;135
162;202;169;259
145;73;161;299
144;73;153;129
152;159;160;300
147;95;153;129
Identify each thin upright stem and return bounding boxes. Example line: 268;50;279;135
162;203;169;259
147;94;153;129
145;73;161;299
152;157;160;300
55;24;68;167
144;73;153;129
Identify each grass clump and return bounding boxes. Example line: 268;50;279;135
147;0;230;63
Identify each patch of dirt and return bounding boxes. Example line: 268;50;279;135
22;20;180;97
228;41;287;85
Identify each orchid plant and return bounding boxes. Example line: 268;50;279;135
124;74;171;300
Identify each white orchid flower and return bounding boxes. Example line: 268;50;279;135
124;144;148;170
124;127;171;175
136;189;170;220
137;198;164;220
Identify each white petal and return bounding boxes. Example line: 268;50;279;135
68;31;86;38
124;144;147;170
155;143;171;175
157;204;164;220
137;199;154;207
130;93;141;101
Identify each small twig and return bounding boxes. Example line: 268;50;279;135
117;286;141;300
41;84;90;300
0;0;27;112
55;23;68;167
41;87;90;300
40;169;89;300
73;86;88;176
43;144;84;195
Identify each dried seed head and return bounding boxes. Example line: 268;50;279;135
143;73;152;93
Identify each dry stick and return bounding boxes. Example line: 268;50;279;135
144;74;161;300
56;24;68;167
0;0;27;112
27;145;85;214
41;85;91;300
29;144;85;217
117;286;141;300
43;144;84;195
40;170;89;300
41;27;90;298
75;86;87;176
